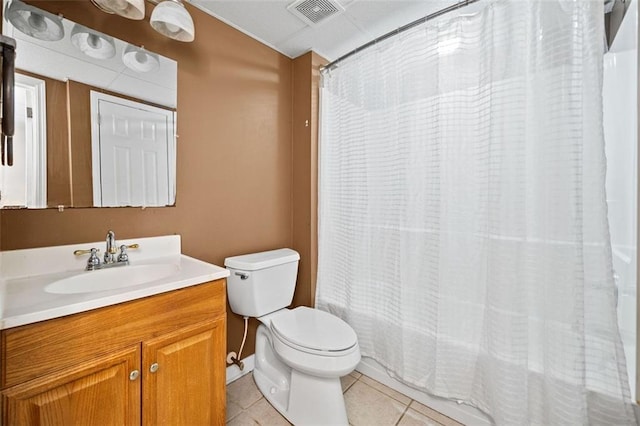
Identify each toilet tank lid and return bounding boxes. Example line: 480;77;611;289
224;248;300;271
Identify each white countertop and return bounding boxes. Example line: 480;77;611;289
0;235;230;330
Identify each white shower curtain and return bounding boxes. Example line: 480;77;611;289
317;0;637;424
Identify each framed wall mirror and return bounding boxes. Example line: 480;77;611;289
1;0;178;209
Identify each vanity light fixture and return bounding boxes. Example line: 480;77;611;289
149;0;195;42
5;0;64;41
71;24;116;59
90;0;145;20
123;44;160;72
90;0;196;42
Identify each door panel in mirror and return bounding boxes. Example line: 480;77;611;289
92;92;175;207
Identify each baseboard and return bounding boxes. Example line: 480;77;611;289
226;354;255;384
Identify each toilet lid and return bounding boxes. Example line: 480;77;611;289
270;307;357;353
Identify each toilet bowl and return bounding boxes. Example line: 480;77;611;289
254;307;360;425
225;249;361;425
268;307;360;377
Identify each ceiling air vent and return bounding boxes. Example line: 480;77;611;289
287;0;345;28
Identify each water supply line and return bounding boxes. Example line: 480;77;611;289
227;316;248;370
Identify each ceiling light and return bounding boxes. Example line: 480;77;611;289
90;0;145;20
5;0;64;41
71;24;116;59
123;44;160;72
150;0;194;42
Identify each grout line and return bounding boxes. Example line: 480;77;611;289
359;373;412;405
408;398;461;425
245;396;266;411
225;401;241;423
357;378;412;409
395;404;411;426
342;376;359;394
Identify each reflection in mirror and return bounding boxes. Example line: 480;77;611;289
2;0;178;208
0;73;46;208
91;92;176;207
3;0;177;108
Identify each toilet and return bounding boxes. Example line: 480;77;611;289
225;248;360;425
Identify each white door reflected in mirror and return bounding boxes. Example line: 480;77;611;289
0;74;46;208
90;91;176;207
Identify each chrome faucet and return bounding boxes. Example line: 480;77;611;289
104;230;117;264
74;230;139;271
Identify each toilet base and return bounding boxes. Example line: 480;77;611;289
253;324;350;425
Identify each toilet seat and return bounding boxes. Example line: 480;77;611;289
270;307;358;356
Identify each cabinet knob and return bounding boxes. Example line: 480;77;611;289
150;363;159;373
129;370;140;381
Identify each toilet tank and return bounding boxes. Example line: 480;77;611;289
225;248;300;318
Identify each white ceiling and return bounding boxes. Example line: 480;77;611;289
189;0;458;61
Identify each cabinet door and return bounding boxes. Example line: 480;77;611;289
1;346;141;426
142;318;226;426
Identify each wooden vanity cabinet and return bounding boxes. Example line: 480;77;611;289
0;279;227;426
143;318;225;426
2;346;142;425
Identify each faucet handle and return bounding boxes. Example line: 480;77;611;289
74;248;100;256
117;244;139;263
74;248;101;271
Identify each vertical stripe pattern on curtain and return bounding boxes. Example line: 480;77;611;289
317;0;637;424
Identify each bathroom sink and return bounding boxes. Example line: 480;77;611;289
45;264;180;294
0;235;230;330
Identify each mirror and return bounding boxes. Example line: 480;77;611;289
1;0;178;208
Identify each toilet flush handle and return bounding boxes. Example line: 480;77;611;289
235;271;250;280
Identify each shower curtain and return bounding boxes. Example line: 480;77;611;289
316;0;637;424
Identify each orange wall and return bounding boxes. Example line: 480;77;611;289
1;2;296;357
291;52;326;309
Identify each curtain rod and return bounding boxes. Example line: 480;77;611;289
321;0;480;73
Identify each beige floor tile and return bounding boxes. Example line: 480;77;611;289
227;374;263;409
244;398;291;425
344;380;408;426
350;371;363;379
226;411;259;426
409;401;464;426
398;408;444;426
359;374;411;405
226;400;244;423
341;374;358;392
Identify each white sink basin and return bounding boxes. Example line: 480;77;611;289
0;235;231;330
45;264;180;294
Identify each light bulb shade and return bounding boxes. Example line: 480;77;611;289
150;0;195;42
5;0;64;41
71;24;116;59
91;0;145;20
123;44;160;72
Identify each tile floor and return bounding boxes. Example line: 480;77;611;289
226;371;465;426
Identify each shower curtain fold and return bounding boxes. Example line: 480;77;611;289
316;0;637;424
